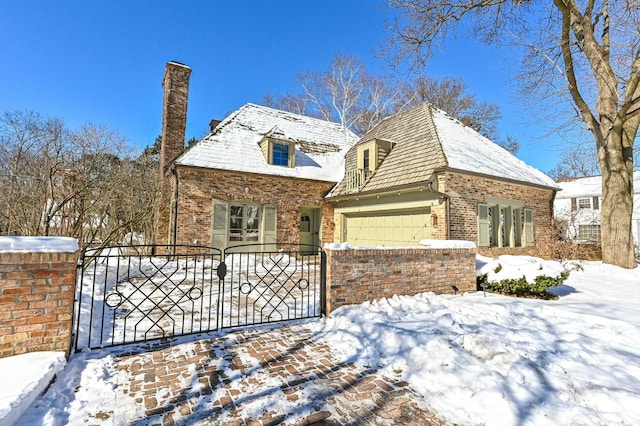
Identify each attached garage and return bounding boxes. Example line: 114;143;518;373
343;208;432;247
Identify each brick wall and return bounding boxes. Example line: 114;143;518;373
325;247;477;313
440;171;556;258
0;251;77;358
159;166;336;248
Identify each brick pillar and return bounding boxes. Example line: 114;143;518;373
0;250;79;358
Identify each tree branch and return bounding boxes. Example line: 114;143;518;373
554;0;603;144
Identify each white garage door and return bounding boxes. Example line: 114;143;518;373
344;209;432;247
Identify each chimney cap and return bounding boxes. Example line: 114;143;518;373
167;60;191;70
209;119;222;132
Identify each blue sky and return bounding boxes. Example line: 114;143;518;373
0;0;571;173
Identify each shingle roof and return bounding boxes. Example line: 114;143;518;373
176;103;359;182
330;103;557;197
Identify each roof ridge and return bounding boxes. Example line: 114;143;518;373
242;102;351;131
425;104;448;168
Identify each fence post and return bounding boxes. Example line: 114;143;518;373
320;249;327;316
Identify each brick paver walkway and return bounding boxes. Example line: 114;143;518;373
88;322;448;425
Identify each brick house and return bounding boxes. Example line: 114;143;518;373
327;103;559;257
156;62;359;249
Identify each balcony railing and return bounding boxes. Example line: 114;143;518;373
344;168;371;193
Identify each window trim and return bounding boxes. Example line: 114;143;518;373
478;203;532;248
362;149;370;172
270;140;295;168
577;197;592;209
577;224;601;241
271;142;291;167
259;137;296;168
211;199;277;249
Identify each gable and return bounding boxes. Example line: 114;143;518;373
330;103;447;196
330;103;557;198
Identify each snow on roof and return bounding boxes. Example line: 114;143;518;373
556;171;640;198
0;236;78;253
176;103;359;182
431;108;558;188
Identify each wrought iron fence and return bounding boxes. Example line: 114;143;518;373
73;243;325;351
222;243;326;329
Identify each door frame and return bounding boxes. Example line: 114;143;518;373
300;207;321;247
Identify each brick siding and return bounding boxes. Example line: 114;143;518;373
0;251;77;358
439;171;556;258
325;247;477;313
158;166;336;248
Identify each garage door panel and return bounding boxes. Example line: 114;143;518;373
344;209;432;247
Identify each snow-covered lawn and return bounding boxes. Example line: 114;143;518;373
316;257;640;425
9;255;640;425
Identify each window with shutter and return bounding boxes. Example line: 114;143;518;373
577;198;592;209
478;204;490;247
524;208;534;246
211;199;228;249
211;200;276;249
480;203;530;248
262;205;277;244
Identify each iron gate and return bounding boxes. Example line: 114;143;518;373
73;243;326;351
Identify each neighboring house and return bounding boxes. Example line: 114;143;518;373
554;172;640;249
156;62;359;249
326;103;560;257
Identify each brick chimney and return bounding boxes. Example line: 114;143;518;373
160;61;192;174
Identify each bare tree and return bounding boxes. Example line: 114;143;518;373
399;76;501;137
265;54;511;144
0;111;70;235
398;75;518;152
263;93;313;117
387;0;640;268
265;54;403;135
548;143;601;180
0;111;161;249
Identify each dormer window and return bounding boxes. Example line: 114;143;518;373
363;149;370;172
272;142;290;166
264;140;295;167
259;126;297;168
345;139;396;193
357;139;394;173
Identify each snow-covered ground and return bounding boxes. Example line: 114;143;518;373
0;352;66;425
318;257;640;425
7;255;640;425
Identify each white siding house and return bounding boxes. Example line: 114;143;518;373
554;171;640;250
